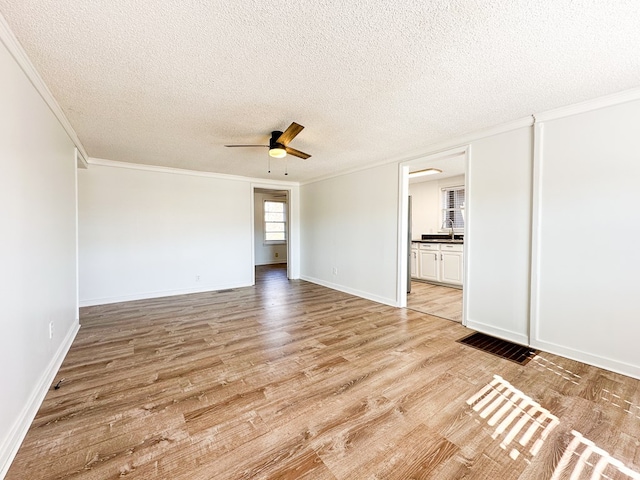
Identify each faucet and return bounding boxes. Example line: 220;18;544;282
444;219;455;239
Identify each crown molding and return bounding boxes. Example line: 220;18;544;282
298;154;409;186
86;157;300;186
301;86;640;186
535;86;640;123
0;12;89;167
300;115;533;186
75;148;88;169
404;115;534;161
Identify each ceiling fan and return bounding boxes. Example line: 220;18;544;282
224;122;311;159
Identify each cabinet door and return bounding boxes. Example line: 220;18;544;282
410;249;418;277
440;251;463;285
419;250;439;281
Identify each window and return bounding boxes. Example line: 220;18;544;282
264;200;286;243
441;186;465;230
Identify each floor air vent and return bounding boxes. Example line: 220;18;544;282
457;332;537;365
216;289;234;293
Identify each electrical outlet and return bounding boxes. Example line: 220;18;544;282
275;252;279;258
332;267;338;275
48;321;54;339
195;275;200;282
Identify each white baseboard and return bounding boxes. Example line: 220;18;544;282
530;338;640;381
300;275;398;307
465;319;530;346
255;260;287;265
466;319;640;380
0;320;79;479
79;281;253;307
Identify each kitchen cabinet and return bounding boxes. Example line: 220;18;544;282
439;244;463;286
418;243;439;282
410;243;419;277
417;243;463;286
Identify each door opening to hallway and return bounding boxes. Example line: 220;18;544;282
253;188;289;276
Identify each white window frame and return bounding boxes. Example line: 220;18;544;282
264;199;287;245
440;185;465;233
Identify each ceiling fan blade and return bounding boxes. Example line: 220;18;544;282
276;122;304;146
224;144;269;148
285;146;311;159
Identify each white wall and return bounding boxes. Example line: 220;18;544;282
410;174;465;238
465;127;533;345
254;192;287;265
78;164;255;305
300;162;399;306
0;40;79;476
531;99;640;378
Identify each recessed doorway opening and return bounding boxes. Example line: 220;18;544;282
398;147;469;324
253;188;289;277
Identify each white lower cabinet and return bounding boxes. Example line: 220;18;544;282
410;244;419;277
440;251;463;285
417;243;463;286
418;246;439;282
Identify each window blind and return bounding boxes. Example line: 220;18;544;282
442;187;465;229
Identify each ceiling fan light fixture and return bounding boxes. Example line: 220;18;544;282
269;147;287;158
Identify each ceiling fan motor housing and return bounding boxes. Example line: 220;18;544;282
269;131;284;150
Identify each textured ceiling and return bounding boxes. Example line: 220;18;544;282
1;1;639;182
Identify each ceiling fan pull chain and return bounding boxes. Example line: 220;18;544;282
268;155;271;174
285;157;288;176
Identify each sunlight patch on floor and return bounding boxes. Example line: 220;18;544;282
466;375;559;462
467;375;640;479
551;430;640;480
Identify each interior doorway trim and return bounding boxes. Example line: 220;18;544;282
250;183;299;284
396;146;469;324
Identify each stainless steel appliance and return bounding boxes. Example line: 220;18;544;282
407;195;412;294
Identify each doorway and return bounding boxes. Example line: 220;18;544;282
253;187;290;280
397;147;469;324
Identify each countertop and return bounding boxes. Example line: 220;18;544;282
413;234;464;244
413;239;464;244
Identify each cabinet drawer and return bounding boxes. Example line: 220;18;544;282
439;243;463;252
419;243;439;251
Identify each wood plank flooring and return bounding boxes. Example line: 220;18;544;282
6;265;640;479
407;280;462;322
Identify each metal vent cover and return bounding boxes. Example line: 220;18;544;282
457;332;537;365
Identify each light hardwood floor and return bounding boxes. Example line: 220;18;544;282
407;280;462;322
7;265;640;479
